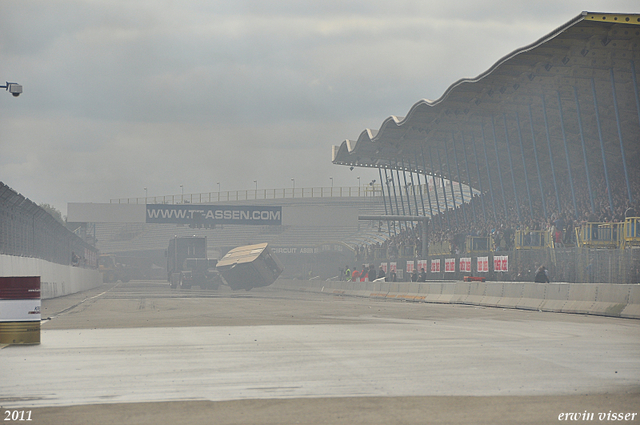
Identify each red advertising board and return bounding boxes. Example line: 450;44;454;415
460;258;471;273
494;255;509;272
406;261;415;273
477;257;489;273
430;259;441;273
417;260;428;273
0;276;41;345
445;258;456;273
0;276;41;300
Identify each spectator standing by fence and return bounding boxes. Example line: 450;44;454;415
534;266;550;283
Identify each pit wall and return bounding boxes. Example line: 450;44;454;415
0;254;102;300
272;279;640;319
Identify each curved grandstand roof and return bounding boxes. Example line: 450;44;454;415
332;12;640;209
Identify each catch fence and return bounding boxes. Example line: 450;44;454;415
0;182;98;267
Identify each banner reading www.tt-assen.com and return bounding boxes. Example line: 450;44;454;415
146;204;282;225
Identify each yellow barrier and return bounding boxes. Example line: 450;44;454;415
465;236;491;253
624;217;640;247
428;241;451;256
576;222;623;248
515;230;551;249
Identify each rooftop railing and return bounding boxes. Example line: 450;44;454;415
110;184;432;205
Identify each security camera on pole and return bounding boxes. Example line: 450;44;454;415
1;82;23;97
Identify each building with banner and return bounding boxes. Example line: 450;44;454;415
67;196;388;281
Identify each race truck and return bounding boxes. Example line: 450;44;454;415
166;236;222;290
216;242;284;291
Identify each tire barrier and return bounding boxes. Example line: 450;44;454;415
272;279;640;319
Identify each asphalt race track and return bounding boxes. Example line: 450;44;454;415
1;280;639;425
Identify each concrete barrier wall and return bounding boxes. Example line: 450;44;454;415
274;278;640;319
481;282;503;307
518;283;546;311
0;255;102;300
623;285;640;319
499;282;525;309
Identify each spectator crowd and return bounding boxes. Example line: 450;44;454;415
355;168;639;263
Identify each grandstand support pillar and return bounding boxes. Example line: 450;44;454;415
389;166;401;231
394;159;408;226
451;131;467;225
556;92;579;219
384;169;398;235
383;169;395;216
423;218;428;259
400;159;414;219
490;116;509;219
573;86;595;214
443;143;459;228
407;157;423;219
358;215;428;259
460;132;477;222
436;148;452;229
470;132;487;221
610;68;633;203
428;147;444;227
591;78;615;213
480;124;498;222
502;114;521;221
632;60;640;139
420;147;436;222
378;167;392;236
413;160;428;218
528;104;547;219
540;93;562;215
515;111;534;219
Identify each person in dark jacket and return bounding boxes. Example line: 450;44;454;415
410;269;418;282
368;264;377;282
534;266;550;283
418;268;427;282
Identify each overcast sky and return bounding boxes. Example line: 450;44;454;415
2;1;639;215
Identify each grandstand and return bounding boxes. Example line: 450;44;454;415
331;11;640;283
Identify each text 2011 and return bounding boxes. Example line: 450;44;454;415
3;411;32;421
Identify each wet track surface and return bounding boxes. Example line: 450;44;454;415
1;280;639;424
